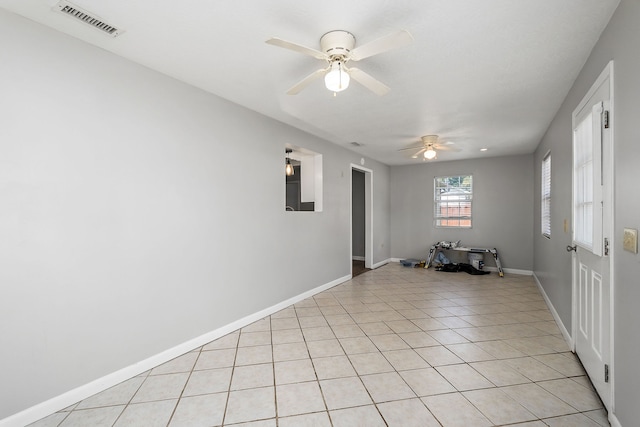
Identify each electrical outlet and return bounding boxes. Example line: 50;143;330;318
623;228;638;254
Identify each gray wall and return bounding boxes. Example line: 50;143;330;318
533;0;639;424
352;169;366;258
390;155;534;270
0;11;391;419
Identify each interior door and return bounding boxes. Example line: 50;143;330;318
571;62;613;408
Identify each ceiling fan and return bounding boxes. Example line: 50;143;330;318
399;135;461;160
265;29;413;96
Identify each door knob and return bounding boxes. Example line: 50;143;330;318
566;245;577;252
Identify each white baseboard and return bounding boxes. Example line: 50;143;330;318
484;266;533;276
0;274;351;427
532;272;573;349
371;258;391;269
352;256;365;261
609;413;622;427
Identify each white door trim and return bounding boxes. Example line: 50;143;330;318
350;164;373;272
570;59;615;412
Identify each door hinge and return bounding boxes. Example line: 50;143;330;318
604;110;610;129
605;364;610;383
604;237;610;256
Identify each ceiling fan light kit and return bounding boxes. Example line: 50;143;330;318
324;61;350;92
424;148;437;159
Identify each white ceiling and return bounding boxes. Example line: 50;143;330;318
1;0;619;165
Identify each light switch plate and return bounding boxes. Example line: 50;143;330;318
623;228;638;253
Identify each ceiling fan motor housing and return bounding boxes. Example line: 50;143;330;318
320;30;355;61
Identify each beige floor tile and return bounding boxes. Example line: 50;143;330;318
272;342;309;362
501;383;578;418
397;331;440;348
150;352;198;376
224;387;275;424
306;339;345;358
330;324;364;338
382;349;430;371
319;377;372;410
463;388;537;425
358;321;394;335
271;328;304;345
241;319;271;333
329;405;386;427
203;331;240;350
275;359;316;385
435;364;494;391
369;333;411;351
470;360;531;387
312;355;357;380
385;319;423;333
301;326;335;341
194;348;236;370
428;329;469;345
276;381;326;417
415;346;464;366
542;413;603;426
27;412;68;427
76;376;145;409
534;353;586;377
538;378;603;411
278;412;332;427
446;342;496;362
504;357;565;382
183;367;232;396
422;393;492;427
348;352;394;375
299;315;329;328
338;336;379;354
377;398;441;427
238;331;272;347
235;344;273;366
270;317;300;331
169;393;226;426
474;340;527;359
131;373;189;403
231;363;274;390
411;318;448;331
360;372;416;402
582;408;610;426
57;406;124;427
399;367;456;396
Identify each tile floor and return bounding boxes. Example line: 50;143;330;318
30;263;609;427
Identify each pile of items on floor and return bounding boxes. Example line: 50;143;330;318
400;240;490;275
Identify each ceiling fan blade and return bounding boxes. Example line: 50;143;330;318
350;30;413;61
348;68;390;96
411;148;427;158
434;144;461;152
397;144;423;152
266;37;327;60
285;68;327;95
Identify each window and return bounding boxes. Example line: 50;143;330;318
541;152;551;238
434;175;472;228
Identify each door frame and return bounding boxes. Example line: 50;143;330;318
350;164;373;272
570;60;615;411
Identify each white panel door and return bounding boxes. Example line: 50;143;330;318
571;62;613;409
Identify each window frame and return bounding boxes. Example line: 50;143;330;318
541;151;551;238
433;174;473;228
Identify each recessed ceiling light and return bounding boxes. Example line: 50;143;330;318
480;148;488;152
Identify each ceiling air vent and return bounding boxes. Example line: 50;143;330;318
53;1;123;37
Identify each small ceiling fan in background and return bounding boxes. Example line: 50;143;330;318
266;29;413;95
399;135;461;160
